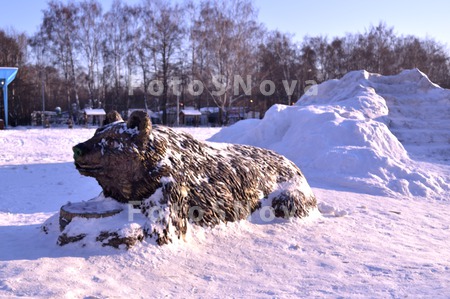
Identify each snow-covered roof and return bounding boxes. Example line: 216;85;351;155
84;108;106;116
200;107;220;113
181;109;202;116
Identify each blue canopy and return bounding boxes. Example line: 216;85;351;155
0;67;18;128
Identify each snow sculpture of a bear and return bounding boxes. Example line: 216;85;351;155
73;111;317;245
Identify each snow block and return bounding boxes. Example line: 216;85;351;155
71;111;317;245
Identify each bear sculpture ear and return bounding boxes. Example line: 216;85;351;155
127;111;152;144
103;110;123;126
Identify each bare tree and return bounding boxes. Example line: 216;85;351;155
258;30;300;106
37;0;79;115
134;3;155;111
0;30;22;66
102;0;128;110
0;29;26;125
323;37;347;79
148;0;185;124
75;0;103;104
366;22;397;74
191;0;263;124
297;40;318;96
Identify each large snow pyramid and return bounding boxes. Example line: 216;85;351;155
209;69;450;199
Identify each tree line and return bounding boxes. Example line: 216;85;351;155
1;0;450;126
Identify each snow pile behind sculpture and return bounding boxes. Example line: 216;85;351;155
209;69;450;199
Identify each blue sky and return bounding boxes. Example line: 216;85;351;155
254;0;450;45
1;0;449;47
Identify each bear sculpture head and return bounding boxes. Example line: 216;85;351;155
73;111;160;203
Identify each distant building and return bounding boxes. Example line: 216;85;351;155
84;108;106;126
180;108;202;126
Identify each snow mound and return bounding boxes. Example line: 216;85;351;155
210;69;450;199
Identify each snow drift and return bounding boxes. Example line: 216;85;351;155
210;69;450;199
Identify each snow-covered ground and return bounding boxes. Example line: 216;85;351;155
1;69;450;298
